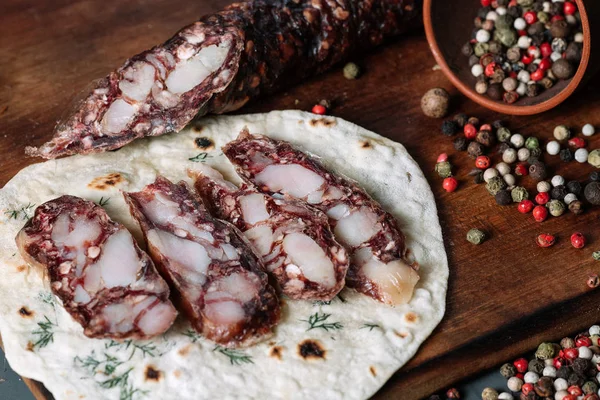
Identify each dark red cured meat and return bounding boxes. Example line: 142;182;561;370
124;176;280;347
26;0;421;159
190;166;348;301
15;195;177;339
222;131;420;305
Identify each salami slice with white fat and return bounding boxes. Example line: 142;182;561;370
26;0;421;158
124;176;280;347
190;165;348;301
223;130;420;305
15;195;177;339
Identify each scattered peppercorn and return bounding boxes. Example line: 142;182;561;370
443;177;459;192
477;130;496;147
533;205;548;222
529;161;548;181
454;137;468;151
535;343;555;360
552;58;575;80
570;232;585;249
496;190;513;205
454;113;469;127
537;233;556;248
311;104;326;115
547;199;566;217
584;182;600;205
590;171;600;182
487;176;508;196
476;155;491;169
566;181;582;196
512;186;529;202
593;252;600;261
588;274;600;289
501;363;518;379
568;200;583;215
560;148;574;162
497;127;512;143
343;62;360;80
482;387;499;400
441;120;459;136
551;185;568;201
435;161;453;178
468;141;485;159
446;388;460;399
588;149;600;168
518;199;535;213
554;125;571;141
467;228;486;245
421;88;450;118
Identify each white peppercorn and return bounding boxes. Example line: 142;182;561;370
484;168;499;182
555;390;568;400
563;193;577;205
524;371;540;384
476;29;491;43
498;393;513;400
582;123;596;137
503;148;517;163
504;174;516;187
543;366;557;378
551;175;565;187
575;32;584;43
510;133;525;148
588;149;600;167
537;181;551;192
579;346;593;359
517;148;530;161
486;11;498;21
517;35;532;49
502;77;518;92
575;148;589;163
517;70;531;83
553;125;571;141
476;80;489;94
514;17;526;30
482;387;498;400
496;162;511;176
551;51;562;62
516;82;527;96
589;325;600;336
496;6;506;15
546;140;561;155
472;64;484;77
507;376;523;392
554;378;568;391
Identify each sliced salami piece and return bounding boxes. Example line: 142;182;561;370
223;131;420;305
124;176;280;347
27;0;421;158
15;195;177;339
190;165;348;301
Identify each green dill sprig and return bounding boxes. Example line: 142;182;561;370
302;312;343;332
32;316;54;349
188;152;212;163
213;345;253;366
361;323;381;332
98;197;110;207
99;367;133;389
183;329;201;343
36;291;56;309
4;202;35;221
104;339;157;359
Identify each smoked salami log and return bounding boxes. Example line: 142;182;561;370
26;0;421;159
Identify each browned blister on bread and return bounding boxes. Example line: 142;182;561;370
27;0;421;158
191;165;348;301
15;195;177;339
124;176;280;347
223;131;420;305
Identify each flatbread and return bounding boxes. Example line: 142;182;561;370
0;110;448;400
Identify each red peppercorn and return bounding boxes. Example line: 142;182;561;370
535;192;550;205
475;156;490;169
533;206;548;222
530;68;545;81
311;104;326;115
513;358;528;373
443;177;458;193
522;383;534;395
518;200;535;214
485;62;497;77
554;356;565;369
515;163;528;176
446;388;460;399
542;46;553;61
584;394;600;400
551;15;565;22
522;54;534;65
575;334;592;347
568;386;583;396
571;232;585;249
564;347;579;360
538;58;552;71
564;1;577;15
480;0;491;5
588;274;600;289
437;153;448;163
537;233;556;248
509;71;518;79
518;30;527;37
515;372;524;380
464;124;477;140
527;46;540;58
563;395;578;400
524;11;537;24
480;124;492;131
568;137;586;149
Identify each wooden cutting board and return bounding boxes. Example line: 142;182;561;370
2;1;600;399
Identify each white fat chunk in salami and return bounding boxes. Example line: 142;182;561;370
90;229;140;289
166;43;230;94
119;62;156;102
239;193;270;225
282;233;336;288
101;99;138;134
333;208;381;247
255;164;325;199
244;225;274;256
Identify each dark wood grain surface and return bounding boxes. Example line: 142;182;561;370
2;1;600;399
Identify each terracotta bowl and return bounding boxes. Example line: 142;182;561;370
423;0;599;115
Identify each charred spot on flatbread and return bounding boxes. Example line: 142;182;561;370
405;312;418;323
194;137;214;150
26;341;34;352
173;370;182;379
178;344;192;357
270;346;283;360
16;265;27;273
18;306;34;318
145;365;162;382
298;339;326;360
88;173;124;190
192;124;204;133
370;366;377;377
309;118;336;128
359;140;371;149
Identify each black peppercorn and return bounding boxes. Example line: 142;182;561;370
528;359;545;374
551;185;568;201
569;200;584;215
495;190;513;206
585;182;600;205
467;117;480;127
550;20;570;39
534;376;554;398
454;113;468;128
454;137;468;151
474;171;485;184
560;148;574;162
590;171;600;182
566;181;582;196
557;366;571;380
500;362;517;378
526;83;540;97
441;120;459;136
566;42;582;63
492;120;505;129
477;6;491;19
573;358;591;378
529;161;548;181
476;130;495;147
507;5;521;18
468;141;485;159
552;59;575;80
527;62;539;73
461;42;474;57
487;83;504;100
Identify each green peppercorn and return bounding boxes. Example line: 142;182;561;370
583;381;599;395
528;359;545;374
525;137;539;150
481;387;498;400
588;149;600;168
547;199;566;217
486;176;508;196
435;161;452;178
593;251;600;261
495;15;514;31
537;11;549;23
343;62;360;80
497;127;512;143
591;334;600;345
474;42;490;57
561;337;576;349
494;29;517;47
535;342;555;360
511;186;529;202
500;362;517;378
466;228;486;245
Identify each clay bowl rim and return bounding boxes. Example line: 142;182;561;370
423;0;591;116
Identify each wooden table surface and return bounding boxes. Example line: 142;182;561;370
2;1;600;399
